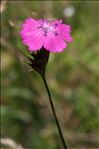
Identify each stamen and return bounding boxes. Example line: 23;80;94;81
55;33;58;36
55;23;58;26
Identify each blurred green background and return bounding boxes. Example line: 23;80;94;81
1;1;99;149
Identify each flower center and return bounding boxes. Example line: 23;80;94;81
43;23;54;32
38;21;56;36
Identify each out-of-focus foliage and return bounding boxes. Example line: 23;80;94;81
1;1;99;149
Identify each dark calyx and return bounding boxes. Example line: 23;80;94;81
29;47;50;76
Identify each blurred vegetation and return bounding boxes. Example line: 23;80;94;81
1;1;99;149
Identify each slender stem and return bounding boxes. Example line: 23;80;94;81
41;74;68;149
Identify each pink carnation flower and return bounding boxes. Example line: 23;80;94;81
20;18;73;53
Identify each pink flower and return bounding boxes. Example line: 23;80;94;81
20;18;73;53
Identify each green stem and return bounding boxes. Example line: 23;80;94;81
41;74;68;149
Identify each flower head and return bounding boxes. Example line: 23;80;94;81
20;18;73;53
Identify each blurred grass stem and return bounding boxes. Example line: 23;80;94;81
41;74;68;149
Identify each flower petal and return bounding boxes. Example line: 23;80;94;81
20;18;45;51
57;24;73;42
58;24;71;33
65;34;73;42
22;18;38;29
44;32;66;52
23;30;45;51
51;20;62;26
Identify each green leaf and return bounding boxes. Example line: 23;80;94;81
17;42;34;60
